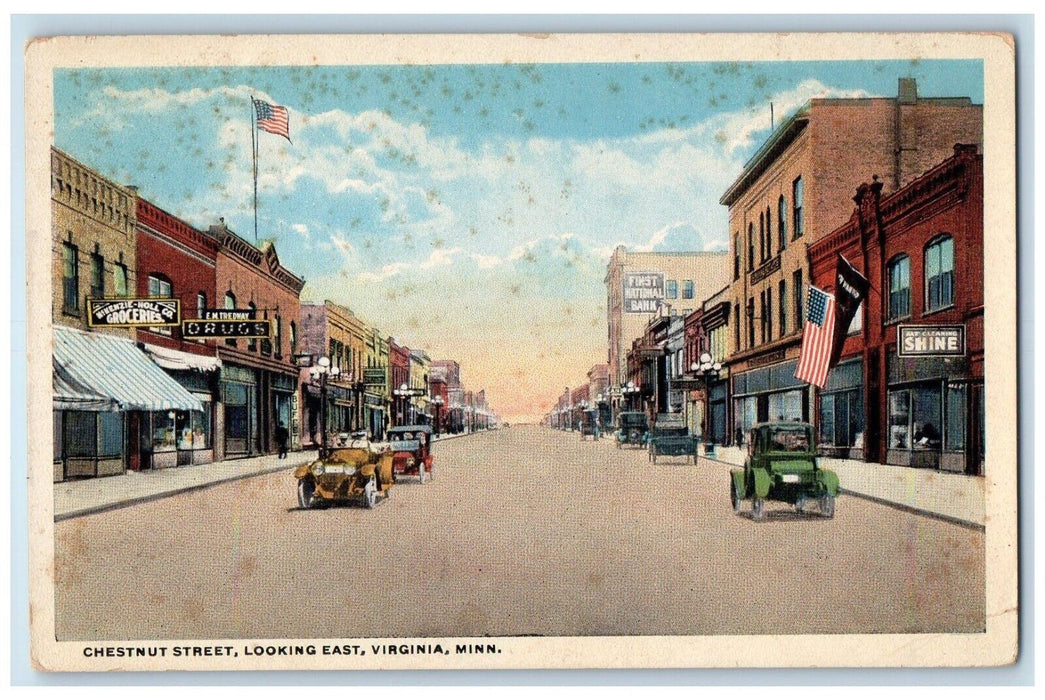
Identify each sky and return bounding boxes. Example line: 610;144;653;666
53;59;983;422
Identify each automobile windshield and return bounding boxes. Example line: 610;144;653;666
766;427;812;452
620;414;647;427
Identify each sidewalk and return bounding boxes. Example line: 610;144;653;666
54;431;490;521
705;445;984;529
54;452;311;521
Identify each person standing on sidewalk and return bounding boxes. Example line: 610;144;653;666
275;422;290;459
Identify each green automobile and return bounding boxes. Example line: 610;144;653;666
729;422;840;520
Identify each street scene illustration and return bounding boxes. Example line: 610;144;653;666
48;52;987;642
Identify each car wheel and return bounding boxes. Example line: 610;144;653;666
819;493;836;519
419;465;427;484
363;477;377;509
297;478;316;510
752;497;765;521
730;479;742;514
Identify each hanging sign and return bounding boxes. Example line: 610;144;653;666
87;298;181;328
897;325;966;357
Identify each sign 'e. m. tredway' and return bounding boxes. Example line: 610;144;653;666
181;309;270;339
87;298;180;327
897;324;966;357
622;272;665;314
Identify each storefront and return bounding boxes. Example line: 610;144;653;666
885;352;979;474
731;358;809;445
52;326;203;481
706;378;729;446
365;394;387;440
221;363;258;457
270;371;297;451
140;343;220;467
818;358;865;461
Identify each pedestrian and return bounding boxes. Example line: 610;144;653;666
275;421;289;459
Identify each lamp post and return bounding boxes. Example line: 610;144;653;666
309;356;341;456
393;382;411;426
622;380;641;411
690;352;722;444
431;394;445;435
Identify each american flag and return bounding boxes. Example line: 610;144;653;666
254;99;290;141
795;286;837;388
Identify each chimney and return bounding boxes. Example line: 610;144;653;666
898;77;918;104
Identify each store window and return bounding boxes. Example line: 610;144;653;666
792;176;804;238
946;383;966;451
682;280;694;300
62;242;79;313
778;195;787;250
733;395;758;445
819;361;864;453
888;384;942;450
666;279;678;299
888;255;911;321
925;235;955;312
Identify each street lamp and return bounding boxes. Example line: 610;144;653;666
622;380;641;410
393;382;411;426
690;353;721;448
309;356;340;456
431;395;445;435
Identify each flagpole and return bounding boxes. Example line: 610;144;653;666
250;96;258;243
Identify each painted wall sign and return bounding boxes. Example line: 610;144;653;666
897;324;966;357
181;319;272;339
622;272;665;313
87;298;181;327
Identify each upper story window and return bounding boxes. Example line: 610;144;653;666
682;280;694;300
62;242;79;314
290;321;298;355
888;255;911;321
747;224;755;271
792;269;803;327
759;211;766;262
733;234;740;280
225;292;237;346
114;262;128;297
90;251;105;298
197;293;206;318
778;279;787;338
778;195;787;250
147;274;173;336
666;279;678;299
848;301;864;335
274;316;283;359
248;302;259;352
765;206;773;259
925;235;955;312
792;176;804;238
733;303;741;352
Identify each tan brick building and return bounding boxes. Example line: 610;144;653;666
604;247;731;395
720;78;982;444
51;147;138;338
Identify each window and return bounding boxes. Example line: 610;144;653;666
746;298;755;348
682;280;694;300
759;290;766;344
274;316;283;359
197;292;206;318
759;211;765;262
666;279;678;299
733;235;740;280
747;224;754;271
778;195;787;250
792;269;803;327
765;206;773;259
778;279;787;337
114;262;128;297
888;255;911;320
733;303;740;351
848;301;863;335
889;384;942;450
290;321;297;355
792;176;804;238
925;235;955;312
248;302;259;351
147;274;172;298
820;388;864;450
62;242;79;313
224;292;237;346
766;287;773;343
90;251;104;298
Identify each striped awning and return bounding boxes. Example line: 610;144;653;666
142;343;221;373
53;358;117;412
53;326;204;412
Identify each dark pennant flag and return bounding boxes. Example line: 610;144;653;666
829;254;870;369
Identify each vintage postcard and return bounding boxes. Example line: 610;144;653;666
25;32;1017;671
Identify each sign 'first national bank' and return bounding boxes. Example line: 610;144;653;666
622;272;665;314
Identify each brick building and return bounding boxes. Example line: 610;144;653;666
389;339;411;426
808;145;984;474
210;221;304;458
431;360;463;433
699;286;731;445
363;328;390;439
135;198;222;469
721;78;982;444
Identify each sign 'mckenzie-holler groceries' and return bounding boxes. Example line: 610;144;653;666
181;309;272;339
87;298;181;327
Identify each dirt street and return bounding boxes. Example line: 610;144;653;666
55;425;984;640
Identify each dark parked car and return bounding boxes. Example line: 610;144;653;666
647;413;699;464
615;411;648;449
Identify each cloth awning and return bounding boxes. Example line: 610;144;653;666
53;358;117;412
53;326;203;412
142;343;221;373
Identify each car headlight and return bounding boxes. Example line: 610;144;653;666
313;463;325;476
407;458;416;466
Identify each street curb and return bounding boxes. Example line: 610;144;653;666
697;455;985;531
54;461;306;522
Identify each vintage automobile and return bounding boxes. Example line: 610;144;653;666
295;438;394;510
647;413;699;464
729;421;840;520
615;411;649;449
579;409;601;441
386;425;434;483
